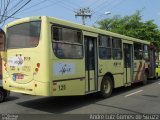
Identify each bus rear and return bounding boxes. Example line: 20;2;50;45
3;17;50;95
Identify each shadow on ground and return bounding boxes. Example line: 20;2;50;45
5;96;19;102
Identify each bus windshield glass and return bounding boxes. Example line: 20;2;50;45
7;21;41;49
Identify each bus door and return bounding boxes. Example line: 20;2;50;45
123;43;133;84
84;36;98;92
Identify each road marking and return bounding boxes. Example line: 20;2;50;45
125;90;143;97
158;83;160;85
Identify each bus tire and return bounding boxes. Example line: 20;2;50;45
3;90;10;101
0;89;4;103
142;72;148;85
100;76;113;98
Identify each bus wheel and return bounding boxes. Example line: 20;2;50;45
142;72;148;85
0;90;4;103
3;90;10;101
100;76;113;98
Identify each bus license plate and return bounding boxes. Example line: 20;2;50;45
17;74;24;79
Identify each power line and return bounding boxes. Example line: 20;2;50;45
92;0;111;10
17;0;49;13
92;1;111;15
0;15;20;27
0;15;19;19
0;0;11;21
0;0;4;16
47;0;75;12
16;0;67;16
0;0;31;24
108;0;125;11
60;0;81;10
93;0;124;15
92;0;114;14
7;0;25;13
89;0;103;8
91;0;126;27
16;0;81;16
66;0;82;8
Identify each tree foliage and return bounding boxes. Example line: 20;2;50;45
96;11;160;48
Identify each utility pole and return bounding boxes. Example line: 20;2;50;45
75;8;92;25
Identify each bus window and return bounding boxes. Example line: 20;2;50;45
112;38;122;60
134;43;143;60
7;21;41;49
52;26;83;59
99;35;111;59
143;44;149;60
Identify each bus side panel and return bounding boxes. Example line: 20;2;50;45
98;60;124;91
133;60;145;82
51;59;85;96
111;60;124;88
34;81;50;96
113;74;124;88
51;79;85;96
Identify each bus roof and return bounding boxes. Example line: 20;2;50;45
5;16;150;44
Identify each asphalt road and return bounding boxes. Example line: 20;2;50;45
0;79;160;119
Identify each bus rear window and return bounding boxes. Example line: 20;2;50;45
7;21;41;49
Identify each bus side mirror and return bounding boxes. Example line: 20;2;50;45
0;28;5;52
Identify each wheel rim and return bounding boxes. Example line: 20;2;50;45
104;80;111;94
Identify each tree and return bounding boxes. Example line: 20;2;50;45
95;11;160;48
0;0;31;27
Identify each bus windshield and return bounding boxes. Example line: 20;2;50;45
7;21;41;49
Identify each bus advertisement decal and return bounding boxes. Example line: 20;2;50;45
8;56;24;66
54;63;75;75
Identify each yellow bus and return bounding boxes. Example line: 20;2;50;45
3;16;156;98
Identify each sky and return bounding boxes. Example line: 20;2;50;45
3;0;160;28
